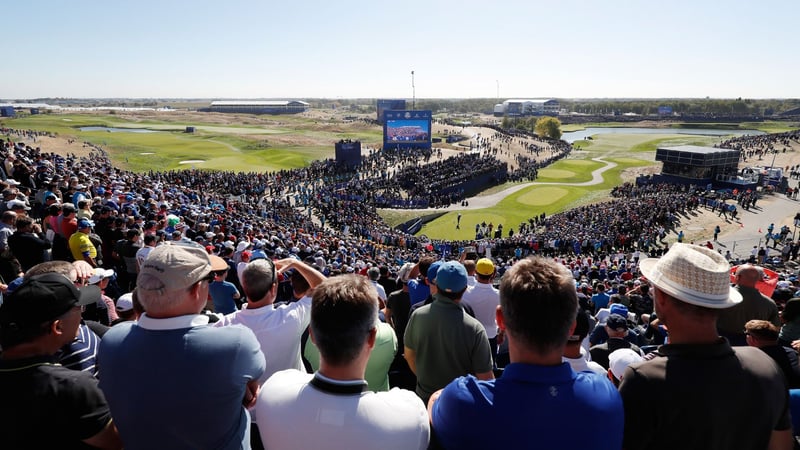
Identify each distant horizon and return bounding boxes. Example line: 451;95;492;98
3;96;800;102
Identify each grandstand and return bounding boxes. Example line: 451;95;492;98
645;145;760;189
203;100;309;115
493;99;559;117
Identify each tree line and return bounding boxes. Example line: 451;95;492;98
322;98;800;117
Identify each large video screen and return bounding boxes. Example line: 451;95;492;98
377;99;406;123
383;110;432;148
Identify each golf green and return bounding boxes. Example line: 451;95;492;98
516;187;570;206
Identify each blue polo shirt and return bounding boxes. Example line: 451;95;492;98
209;280;239;315
591;291;610;313
407;279;430;305
431;362;623;449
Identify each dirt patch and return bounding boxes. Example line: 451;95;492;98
26;134;95;158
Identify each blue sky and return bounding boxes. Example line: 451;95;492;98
3;0;798;99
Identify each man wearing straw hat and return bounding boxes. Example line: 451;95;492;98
619;243;792;450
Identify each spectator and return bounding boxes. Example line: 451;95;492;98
461;257;501;364
304;311;398;392
629;283;653;319
214;257;323;381
69;219;98;267
98;242;266;449
134;233;156;271
621;243;792;449
254;274;429;450
562;308;606;376
591;283;610;313
779;298;800;347
404;261;494;404
367;266;387;304
407;257;434;305
744;319;800;389
25;260;104;376
213;257;323;449
607;348;643;387
589;313;644;369
384;262;414;349
0;210;16;252
718;264;781;345
384;262;416;390
111;292;138;325
86;267;118;326
462;259;477;288
8;215;51;272
429;257;623;449
0;273;122;449
112;229;140;291
207;255;241;314
377;265;397;298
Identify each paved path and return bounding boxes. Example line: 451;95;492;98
715;193;800;260
407;156;617;211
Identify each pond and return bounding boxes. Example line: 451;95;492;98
562;127;764;144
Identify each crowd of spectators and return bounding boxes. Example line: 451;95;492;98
1;125;795;284
718;129;800;162
4;123;800;448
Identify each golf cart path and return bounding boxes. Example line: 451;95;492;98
409;156;617;212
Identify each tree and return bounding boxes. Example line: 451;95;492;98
535;116;562;140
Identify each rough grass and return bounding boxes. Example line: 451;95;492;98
4;113;361;172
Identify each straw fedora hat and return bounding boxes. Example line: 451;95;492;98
639;243;742;309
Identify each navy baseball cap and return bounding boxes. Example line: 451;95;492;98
606;314;628;332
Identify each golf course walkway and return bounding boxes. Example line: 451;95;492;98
413;156;617;212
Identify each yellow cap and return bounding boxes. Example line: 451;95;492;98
476;258;495;276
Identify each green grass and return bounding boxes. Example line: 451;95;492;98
2;114;352;172
537;160;604;183
628;136;721;153
573;133;724;156
417;154;652;239
669;122;742;130
670;121;800;133
740;121;800;133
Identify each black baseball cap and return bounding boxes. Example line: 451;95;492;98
606;314;628;332
0;273;101;329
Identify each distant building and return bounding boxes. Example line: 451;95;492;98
0;106;15;117
204;100;309;115
493;99;559;117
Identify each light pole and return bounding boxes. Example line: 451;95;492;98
411;70;415;110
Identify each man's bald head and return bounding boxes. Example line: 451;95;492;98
734;264;761;287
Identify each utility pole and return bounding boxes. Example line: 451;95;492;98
496;80;499;100
411;70;415;110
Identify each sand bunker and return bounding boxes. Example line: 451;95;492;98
179;160;205;164
140;152;154;155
